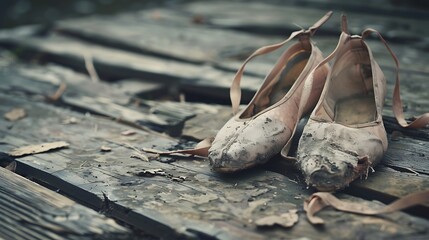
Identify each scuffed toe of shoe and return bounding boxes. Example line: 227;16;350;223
305;161;354;191
209;116;291;173
297;120;385;191
208;144;254;172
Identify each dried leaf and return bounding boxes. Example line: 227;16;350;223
130;151;149;161
136;168;166;177
9;141;70;157
4;108;26;121
142;137;213;157
255;209;299;228
100;145;112;152
121;129;136;136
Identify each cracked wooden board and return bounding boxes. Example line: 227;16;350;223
1;93;428;239
0;163;129;239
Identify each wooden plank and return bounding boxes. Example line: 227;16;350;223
181;103;232;140
275;0;429;19
16;63;165;105
179;1;429;42
383;134;429;175
2;43;428;206
53;12;300;79
0;62;210;135
0;30;263;102
55;15;278;65
56;8;429;76
0;163;129;239
5;15;427;112
47;9;429;117
1;93;428;239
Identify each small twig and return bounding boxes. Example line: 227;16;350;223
48;82;67;101
84;53;100;82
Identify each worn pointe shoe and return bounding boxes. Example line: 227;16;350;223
296;16;429;191
208;12;333;172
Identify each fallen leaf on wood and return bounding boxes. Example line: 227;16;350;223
121;129;136;136
9;141;70;157
136;168;166;177
142;137;213;157
255;209;299;228
130;151;149;161
100;145;112;152
4;108;26;121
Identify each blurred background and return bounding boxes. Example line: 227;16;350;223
1;0;429;29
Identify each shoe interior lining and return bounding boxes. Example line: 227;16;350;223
326;42;377;125
240;50;311;118
270;51;310;105
335;92;376;125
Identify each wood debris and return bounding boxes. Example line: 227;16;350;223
130;151;149;161
100;145;112;152
121;129;136;136
136;168;166;177
62;117;79;124
255;209;299;228
4;108;26;121
9;141;70;157
171;176;186;182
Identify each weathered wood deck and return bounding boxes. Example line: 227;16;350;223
1;1;428;239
